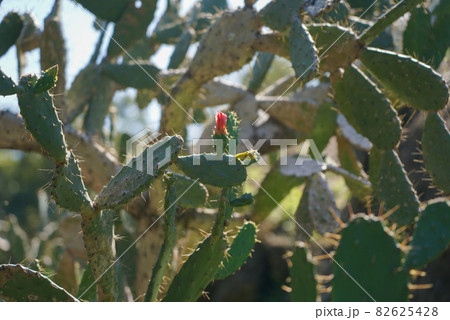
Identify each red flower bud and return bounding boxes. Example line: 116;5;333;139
214;111;228;136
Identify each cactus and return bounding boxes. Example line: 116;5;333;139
163;235;227;301
0;68;17;96
331;215;409;301
17;73;67;164
77;264;97;302
369;148;420;226
296;173;340;240
176;154;247;188
1;0;450;303
229;193;254;207
215;221;257;280
289;242;316;302
332;65;401;150
102;62;160;90
0;11;24;57
422;113;450;193
33;65;58;94
51;151;92;212
170;172;208;208
107;0;157;58
75;0;128;22
260;0;302;31
0;264;78;302
247;52;274;94
64;63;98;122
94;135;183;210
405;199;450;269
360;47;449;111
145;175;178;301
289;16;318;82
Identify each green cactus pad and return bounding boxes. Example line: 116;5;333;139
76;0;128;22
311;101;337;152
102;62;160;90
369;148;420;226
0;12;23;57
247;52;274;93
65;63;98;123
422;113;450;194
145;181;178;301
17;74;67;164
289;243;317;302
176;154;247;188
200;0;227;13
289;16;318;82
229;193;254;207
83;75;115;137
77;264;96;302
168;27;194;69
163;235;227;301
259;0;302;31
154;19;185;44
331;215;409;301
51;151;92;212
251;166;304;223
171;172;208;208
107;0;157;58
332;65;401;150
0;264;78;301
94;135;183;209
405;199;450;269
215;221;257;280
307;24;360;73
34;65;58;94
0;68;17;96
298;173;340;237
360;47;449;111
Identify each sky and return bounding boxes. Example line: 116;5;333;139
0;0;271;137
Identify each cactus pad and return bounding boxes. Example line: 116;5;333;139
0;12;24;57
17;74;67;164
176;154;247;187
332;65;401;150
369;148;420;226
94;135;183;209
102;62;160;90
216;221;257;280
51;151;92;212
360;47;449;111
171;172;208;208
163;235;227;301
331;215;409;301
259;0;302;31
422;112;450;194
0;264;78;301
76;0;128;22
405;198;450;269
289;16;318;82
0;68;17;96
289;243;317;301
